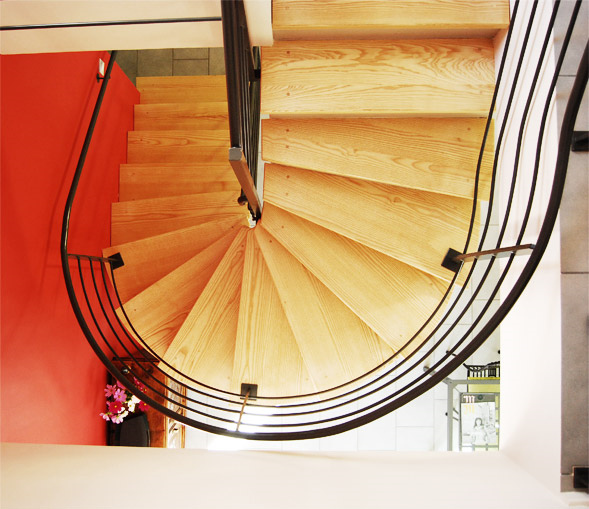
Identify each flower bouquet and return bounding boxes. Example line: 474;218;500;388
100;378;149;424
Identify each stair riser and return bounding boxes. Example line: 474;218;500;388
262;118;493;200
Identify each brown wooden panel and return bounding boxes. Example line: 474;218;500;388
262;117;493;200
262;39;494;117
260;204;449;352
264;164;473;281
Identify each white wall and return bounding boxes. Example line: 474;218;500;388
0;0;272;55
496;0;563;496
1;443;575;509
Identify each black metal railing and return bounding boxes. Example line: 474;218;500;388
221;0;262;220
60;0;587;440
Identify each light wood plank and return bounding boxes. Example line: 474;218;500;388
260;204;449;351
127;130;230;164
137;75;228;104
273;0;509;40
233;231;316;397
103;217;246;303
255;226;393;390
162;229;248;391
134;102;229;131
262;118;493;200
264;164;473;281
120;228;244;358
261;39;494;117
120;164;240;200
111;192;244;244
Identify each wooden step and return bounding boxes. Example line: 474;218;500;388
162;228;248;391
120;163;240;200
273;0;509;40
103;217;245;303
262;118;493;200
111;192;244;244
137;75;228;104
255;226;393;390
233;230;316;397
127;130;230;164
264;164;473;281
260;204;448;352
261;39;494;117
120;228;243;358
134;102;229;131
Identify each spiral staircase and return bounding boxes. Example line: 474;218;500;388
59;0;586;439
101;1;503;400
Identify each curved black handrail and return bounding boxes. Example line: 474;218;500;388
0;17;222;31
61;2;588;440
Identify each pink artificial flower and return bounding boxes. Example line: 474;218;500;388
138;400;149;412
116;380;126;390
100;412;111;421
113;388;127;403
111;413;124;424
104;384;117;398
133;377;146;392
108;400;123;414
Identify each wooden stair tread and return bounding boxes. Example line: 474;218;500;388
134;102;229;131
103;217;245;303
162;228;248;391
111;192;244;244
233;230;316;397
273;0;509;40
261;39;494;117
127;130;230;164
120;164;240;200
137;76;228;104
260;204;448;352
120;228;243;357
264;164;473;281
262;118;493;200
255;226;393;390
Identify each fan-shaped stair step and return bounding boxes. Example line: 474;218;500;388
134;102;229;131
273;0;509;40
260;203;448;352
119;163;240;200
261;39;495;117
120;227;244;357
103;217;245;302
262;117;493;199
137;75;228;104
162;228;248;389
264;163;475;281
111;192;244;244
232;230;317;396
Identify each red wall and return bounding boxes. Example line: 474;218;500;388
1;52;139;444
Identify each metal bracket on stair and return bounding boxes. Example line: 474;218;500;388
571;131;588;152
442;244;536;273
240;383;258;400
108;252;125;270
573;466;588;491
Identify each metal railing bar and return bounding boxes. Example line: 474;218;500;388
0;17;221;31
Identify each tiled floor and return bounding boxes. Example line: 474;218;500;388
116;47;225;85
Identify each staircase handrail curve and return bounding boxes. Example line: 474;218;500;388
221;0;262;220
60;1;588;439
